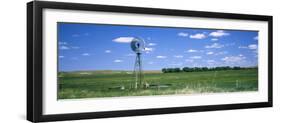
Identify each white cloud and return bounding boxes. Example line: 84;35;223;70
254;36;258;40
148;43;157;46
144;47;154;54
248;44;258;50
211;38;218;41
156;56;167;59
185;59;194;62
144;47;154;52
82;53;90;56
221;55;246;63
190;33;206;39
72;34;80;37
174;55;183;58
215;51;228;55
59;42;67;45
114;59;123;63
59;46;70;50
58;41;80;50
105;50;111;53
112;37;134;43
238;46;248;49
206;51;214;55
190;56;202;59
207;60;215;63
206;60;216;65
209;30;229;37
225;43;235;47
205;43;224;49
148;62;154;64
126;53;135;56
178;32;189;37
71;46;80;49
239;44;258;50
187;49;198;53
169;62;183;66
59;56;64;58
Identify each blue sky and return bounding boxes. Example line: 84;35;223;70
58;23;258;71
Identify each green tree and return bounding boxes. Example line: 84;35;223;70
162;68;167;73
174;68;181;72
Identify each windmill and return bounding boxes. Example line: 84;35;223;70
130;37;145;89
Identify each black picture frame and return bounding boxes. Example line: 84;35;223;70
27;1;273;122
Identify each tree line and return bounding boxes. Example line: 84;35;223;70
161;66;257;73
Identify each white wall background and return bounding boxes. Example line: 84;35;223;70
0;0;279;123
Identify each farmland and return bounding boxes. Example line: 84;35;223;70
58;68;258;99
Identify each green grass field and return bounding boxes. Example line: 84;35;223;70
58;69;258;99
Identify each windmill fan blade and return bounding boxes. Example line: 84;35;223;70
131;37;145;53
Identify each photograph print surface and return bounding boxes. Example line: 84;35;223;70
58;22;258;99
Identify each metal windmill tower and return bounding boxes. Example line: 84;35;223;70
130;37;145;89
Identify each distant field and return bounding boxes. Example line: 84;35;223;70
58;69;258;99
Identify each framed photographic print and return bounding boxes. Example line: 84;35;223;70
27;1;273;122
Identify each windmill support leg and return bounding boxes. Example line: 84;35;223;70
139;54;143;88
133;56;138;89
132;53;143;89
